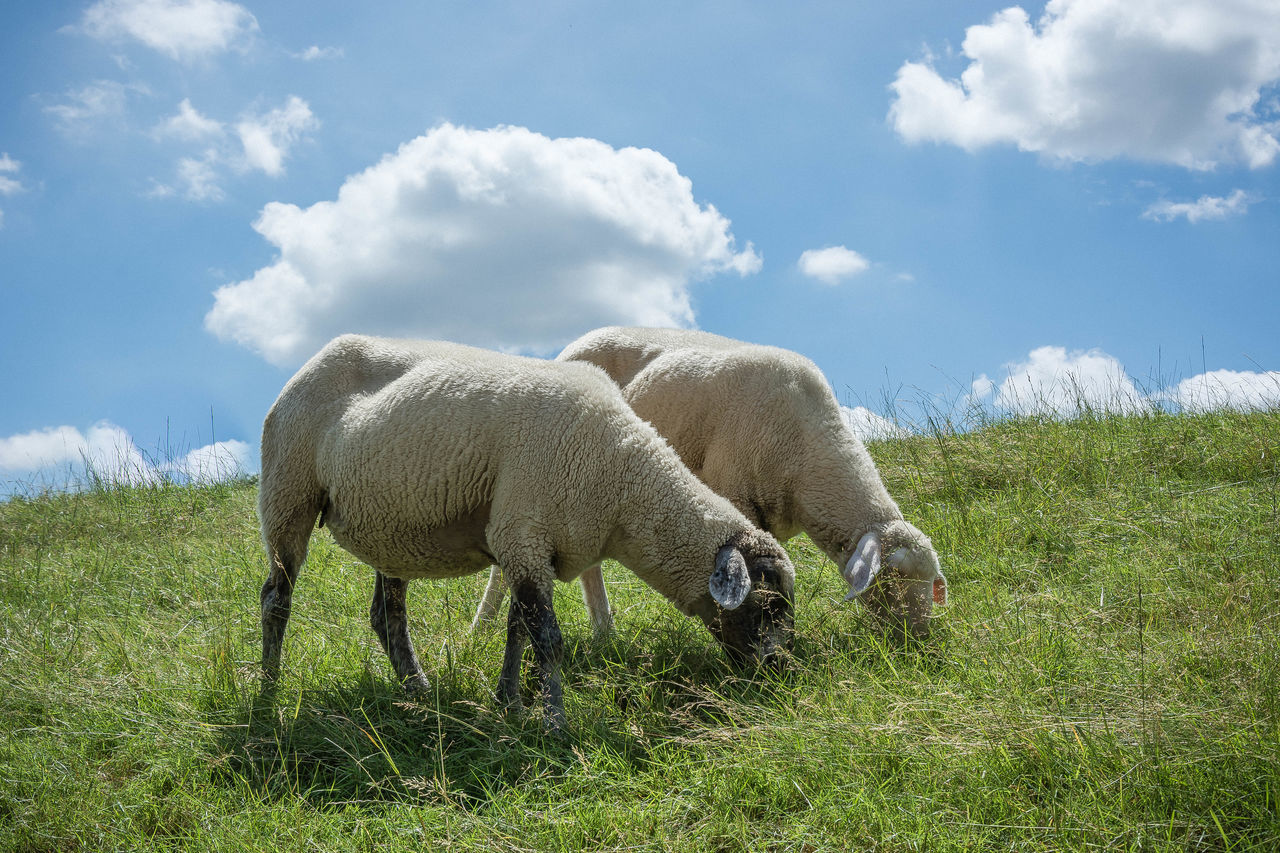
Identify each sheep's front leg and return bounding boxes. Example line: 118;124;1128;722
470;565;507;630
498;581;565;730
578;562;614;639
369;571;429;692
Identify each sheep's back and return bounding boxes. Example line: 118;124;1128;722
281;336;635;576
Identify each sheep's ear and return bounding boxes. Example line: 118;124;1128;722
842;532;882;601
710;545;752;610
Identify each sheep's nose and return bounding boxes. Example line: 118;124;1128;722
754;633;790;672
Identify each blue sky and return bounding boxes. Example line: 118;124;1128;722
2;0;1278;491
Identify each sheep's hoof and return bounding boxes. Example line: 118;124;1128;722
541;707;567;736
496;689;524;716
589;616;616;643
402;673;431;694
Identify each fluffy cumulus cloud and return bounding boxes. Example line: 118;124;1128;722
973;345;1280;416
973;345;1146;416
167;439;254;483
889;0;1280;170
798;246;871;285
841;406;909;441
78;0;258;62
1158;369;1280;412
1142;189;1253;223
205;123;762;364
0;422;255;490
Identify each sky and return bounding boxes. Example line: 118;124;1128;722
2;0;1279;492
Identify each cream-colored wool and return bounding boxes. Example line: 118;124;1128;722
476;326;946;638
257;334;794;726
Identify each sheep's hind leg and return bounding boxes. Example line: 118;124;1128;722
470;565;507;631
260;513;315;681
370;571;429;693
505;580;565;731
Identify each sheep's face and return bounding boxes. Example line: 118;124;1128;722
701;533;795;670
844;522;947;640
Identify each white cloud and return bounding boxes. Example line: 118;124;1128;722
841;405;909;441
153;98;224;141
78;0;258;62
147;96;314;200
0;422;157;486
970;375;996;400
1142;189;1254;223
889;0;1280;170
0;154;22;227
44;80;134;133
0;422;255;489
973;346;1280;418
293;45;343;61
983;345;1147;416
205;123;762;365
165;439;254;483
235;96;317;176
175;151;225;201
1159;369;1280;412
798;246;871;285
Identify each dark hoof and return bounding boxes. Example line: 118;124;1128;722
402;673;431;694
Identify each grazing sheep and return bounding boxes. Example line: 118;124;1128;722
474;326;946;639
258;334;795;729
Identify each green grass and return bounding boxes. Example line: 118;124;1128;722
2;408;1278;851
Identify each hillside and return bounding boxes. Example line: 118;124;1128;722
2;409;1278;852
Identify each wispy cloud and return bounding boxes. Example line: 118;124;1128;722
76;0;259;62
148;96;316;200
1142;189;1254;223
0;154;24;227
152;98;224;141
43;80;140;135
293;45;343;61
235;96;318;177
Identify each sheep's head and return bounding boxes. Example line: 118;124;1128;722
699;530;795;670
843;520;947;639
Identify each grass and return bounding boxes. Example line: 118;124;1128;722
1;407;1278;851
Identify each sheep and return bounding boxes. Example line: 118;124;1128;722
257;334;795;729
473;326;946;640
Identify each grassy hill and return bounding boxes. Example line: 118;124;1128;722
2;408;1278;851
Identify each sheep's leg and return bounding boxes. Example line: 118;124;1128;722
260;514;315;681
505;580;565;731
496;592;528;713
578;563;614;639
369;571;429;693
470;565;507;631
260;553;299;681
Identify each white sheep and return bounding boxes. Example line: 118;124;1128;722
258;334;795;729
474;326;946;639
